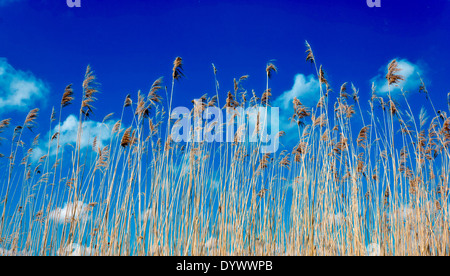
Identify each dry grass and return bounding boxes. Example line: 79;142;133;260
0;44;449;256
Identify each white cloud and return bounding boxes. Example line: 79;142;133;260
204;237;217;251
140;207;154;222
0;58;49;112
48;201;89;223
0;247;31;256
366;243;381;256
371;59;424;95
58;242;94;256
57;114;113;149
329;212;346;226
272;74;320;143
274;74;320;110
32;114;115;160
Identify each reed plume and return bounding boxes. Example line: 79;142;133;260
61;84;74;108
305;41;315;64
24;108;39;131
172;57;184;80
81;65;99;117
266;62;277;79
148;77;163;105
121;127;132;148
386;59;404;86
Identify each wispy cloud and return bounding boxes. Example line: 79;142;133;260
141;207;154;222
273;74;320;143
0;58;49;112
58;243;94;256
366;243;381;256
32;114;115;160
274;74;320;110
371;58;424;95
48;201;90;223
0;247;31;256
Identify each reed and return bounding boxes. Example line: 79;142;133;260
0;45;449;256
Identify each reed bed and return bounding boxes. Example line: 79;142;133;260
0;44;449;256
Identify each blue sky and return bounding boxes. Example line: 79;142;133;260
0;0;450;152
0;0;449;256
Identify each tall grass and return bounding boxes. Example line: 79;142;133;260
0;45;449;256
